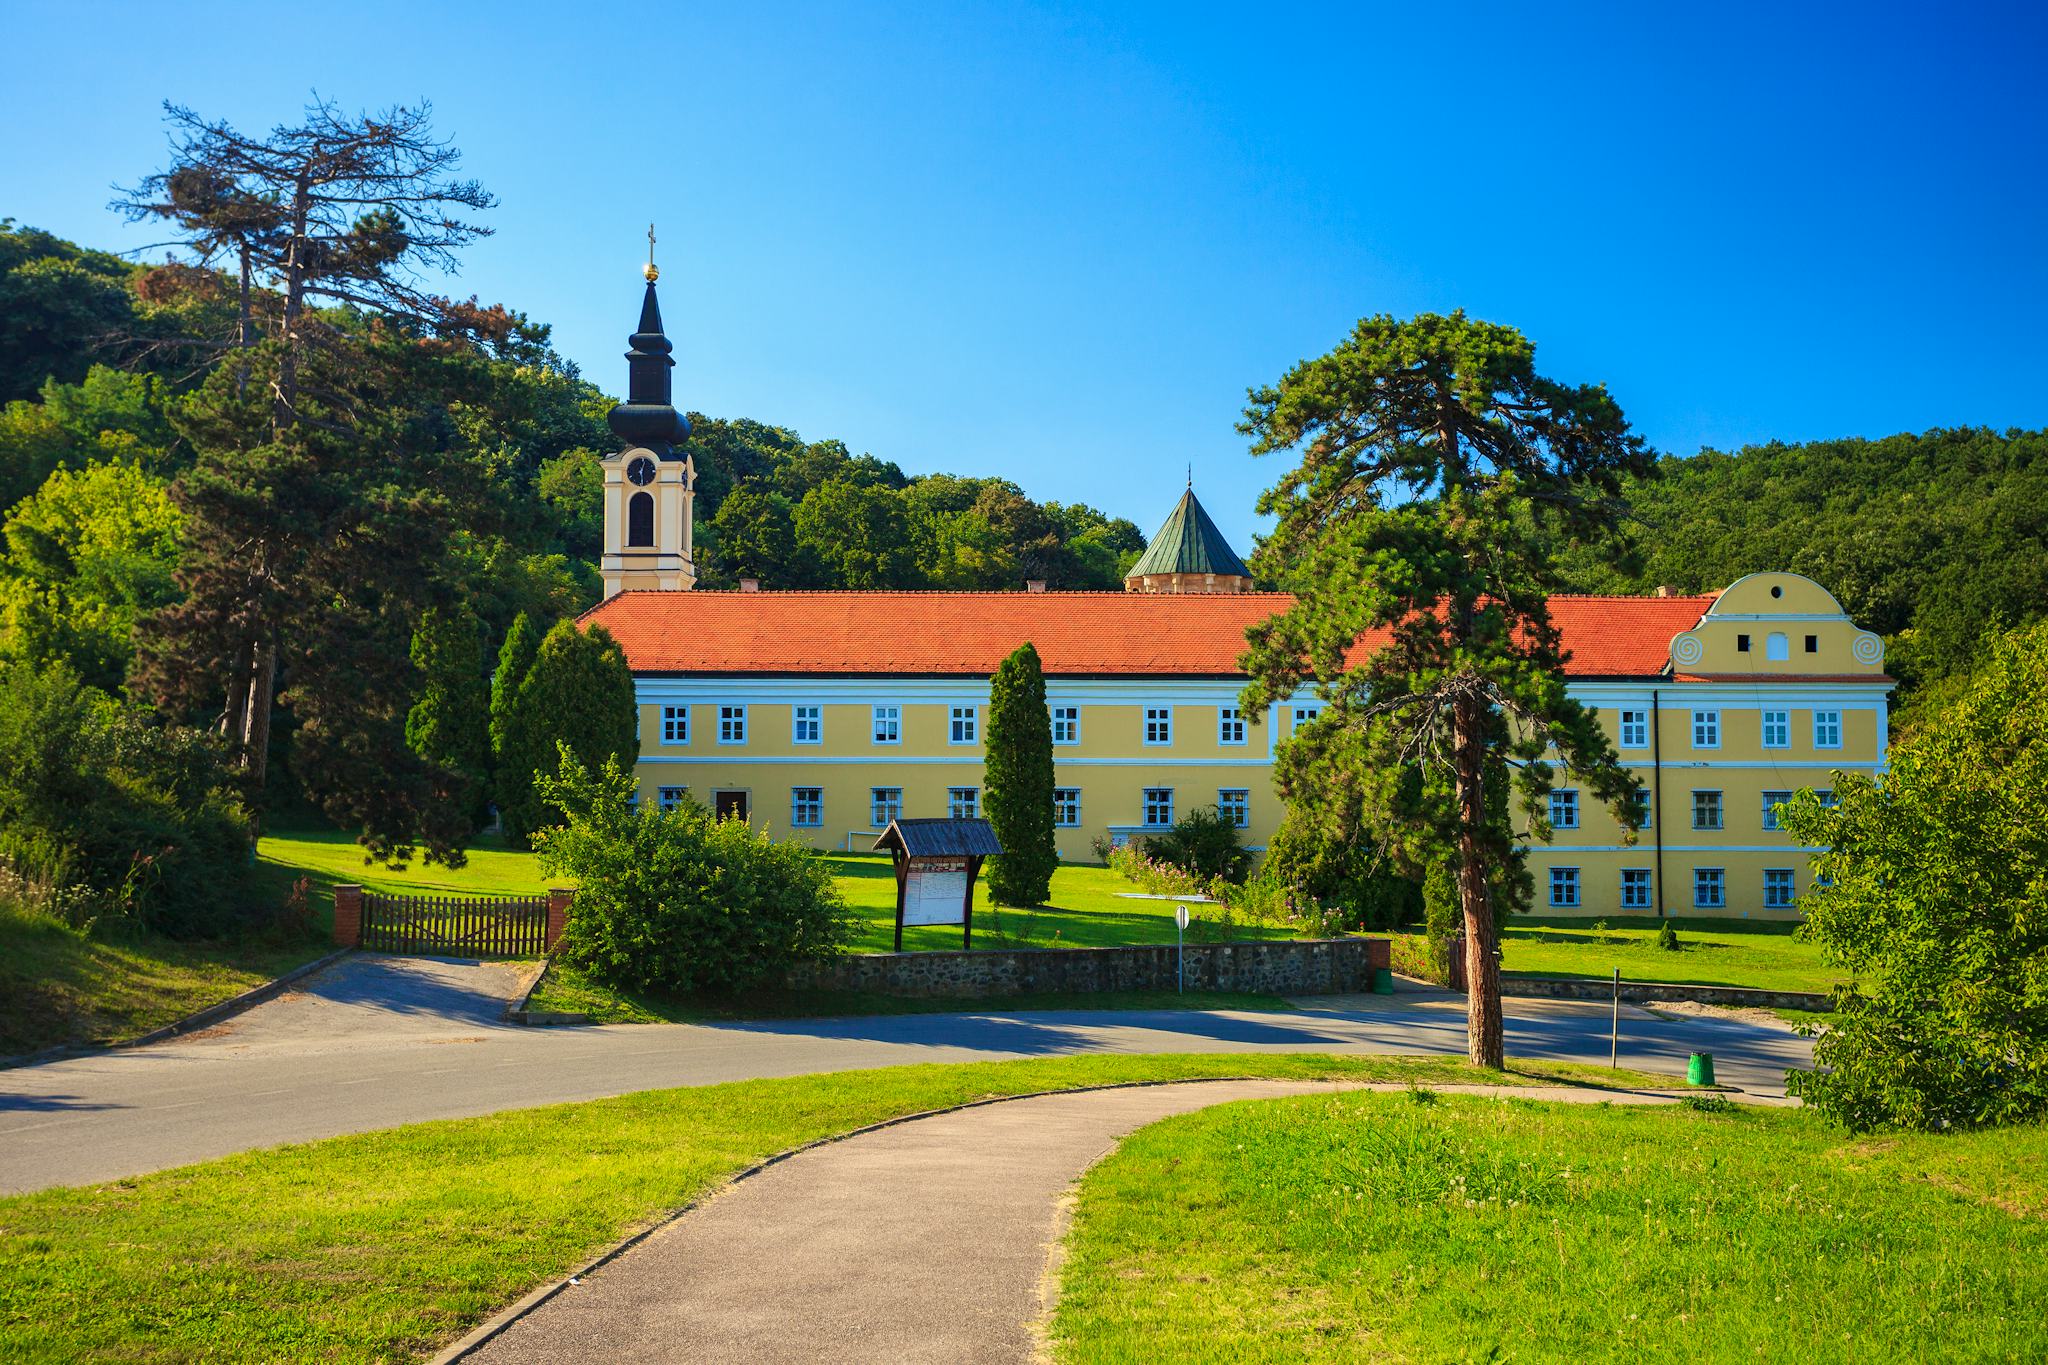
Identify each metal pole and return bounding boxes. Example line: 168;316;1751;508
1610;967;1621;1069
1177;918;1184;994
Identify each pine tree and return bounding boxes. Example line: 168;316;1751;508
983;640;1055;906
406;607;490;820
489;612;540;782
498;620;637;848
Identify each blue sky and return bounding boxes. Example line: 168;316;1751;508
4;2;2044;548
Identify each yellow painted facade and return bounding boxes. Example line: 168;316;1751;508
627;572;1892;920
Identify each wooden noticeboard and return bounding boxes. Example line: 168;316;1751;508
872;818;1004;952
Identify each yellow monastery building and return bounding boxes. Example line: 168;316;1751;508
583;274;1892;920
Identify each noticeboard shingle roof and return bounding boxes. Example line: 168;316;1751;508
582;590;1719;678
872;818;1005;857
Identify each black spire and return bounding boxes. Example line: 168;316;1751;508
607;272;692;456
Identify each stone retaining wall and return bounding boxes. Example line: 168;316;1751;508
1500;975;1835;1013
790;936;1391;999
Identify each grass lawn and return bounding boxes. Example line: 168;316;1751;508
1052;1091;2048;1364
1392;915;1847;995
0;1053;1655;1364
0;903;323;1058
258;828;1295;954
526;959;1298;1022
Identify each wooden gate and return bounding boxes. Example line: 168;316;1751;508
359;893;550;958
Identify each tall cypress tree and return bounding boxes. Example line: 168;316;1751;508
498;619;637;848
984;640;1055;906
489;612;541;790
405;607;490;821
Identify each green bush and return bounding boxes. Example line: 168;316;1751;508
1421;861;1461;984
0;658;252;937
1658;921;1682;951
1262;811;1421;932
533;747;853;996
1785;620;2048;1131
1145;805;1252;885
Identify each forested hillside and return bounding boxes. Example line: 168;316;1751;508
1555;429;2048;698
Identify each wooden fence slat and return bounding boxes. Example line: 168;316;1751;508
353;889;557;959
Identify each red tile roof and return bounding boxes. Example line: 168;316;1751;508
583;590;1718;679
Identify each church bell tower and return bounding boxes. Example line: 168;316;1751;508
600;237;696;596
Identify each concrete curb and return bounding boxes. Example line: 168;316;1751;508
506;958;593;1027
427;1070;1764;1363
0;946;354;1071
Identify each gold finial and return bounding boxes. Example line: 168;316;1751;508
643;222;659;282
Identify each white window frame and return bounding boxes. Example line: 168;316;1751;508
792;704;822;745
718;704;747;745
1618;709;1648;749
1692;789;1723;831
1218;706;1246;745
1761;790;1792;832
1052;787;1081;828
1762;709;1790;749
1217;788;1249;828
1549;789;1579;831
1549;866;1581;909
1764;868;1796;909
1144;705;1173;746
1142;787;1174;828
949;705;978;745
870;787;902;827
1692;709;1719;749
661;705;689;745
1051;705;1080;746
790;787;823;827
1621;868;1652;910
872;704;901;745
1813;709;1842;749
657;785;687;813
1694;867;1726;909
947;786;979;819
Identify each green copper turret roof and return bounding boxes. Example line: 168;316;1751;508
1128;487;1251;580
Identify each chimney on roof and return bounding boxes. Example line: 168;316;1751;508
1655;584;1676;598
1025;579;1047;593
739;578;760;593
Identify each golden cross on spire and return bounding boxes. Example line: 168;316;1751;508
643;223;659;282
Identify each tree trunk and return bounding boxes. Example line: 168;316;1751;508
242;637;277;797
273;179;311;434
221;639;253;742
234;242;254;400
1453;693;1505;1068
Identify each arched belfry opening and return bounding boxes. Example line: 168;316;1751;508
627;491;655;547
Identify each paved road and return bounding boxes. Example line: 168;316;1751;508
0;954;1811;1195
459;1079;1742;1364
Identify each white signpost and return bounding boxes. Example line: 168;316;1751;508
1175;903;1190;993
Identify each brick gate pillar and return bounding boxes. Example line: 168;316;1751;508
333;884;364;947
545;888;574;951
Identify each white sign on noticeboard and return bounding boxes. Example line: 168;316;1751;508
903;857;970;926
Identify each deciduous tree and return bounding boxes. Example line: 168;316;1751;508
1238;312;1654;1067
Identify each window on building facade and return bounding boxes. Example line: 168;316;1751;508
1762;709;1789;748
948;786;979;819
1737;633;1751;653
1619;709;1648;748
1694;867;1726;909
1692;789;1723;830
1217;788;1249;828
1813;709;1842;748
657;785;686;813
626;790;639;813
870;787;902;827
1549;867;1581;908
1218;706;1245;744
1621;868;1652;910
872;704;901;744
1291;705;1320;734
791;787;823;827
792;705;821;744
1761;790;1792;831
949;705;978;744
1815;788;1838;808
1766;632;1790;660
1692;709;1719;749
1764;868;1796;909
1805;634;1819;653
718;705;747;744
1144;706;1172;745
1051;705;1079;745
661;705;689;744
1631;785;1652;829
1052;787;1081;827
1142;787;1174;827
1549;789;1579;830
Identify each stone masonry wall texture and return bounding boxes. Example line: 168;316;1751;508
790;936;1391;998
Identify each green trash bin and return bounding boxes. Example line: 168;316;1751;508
1371;966;1395;994
1687;1052;1718;1087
